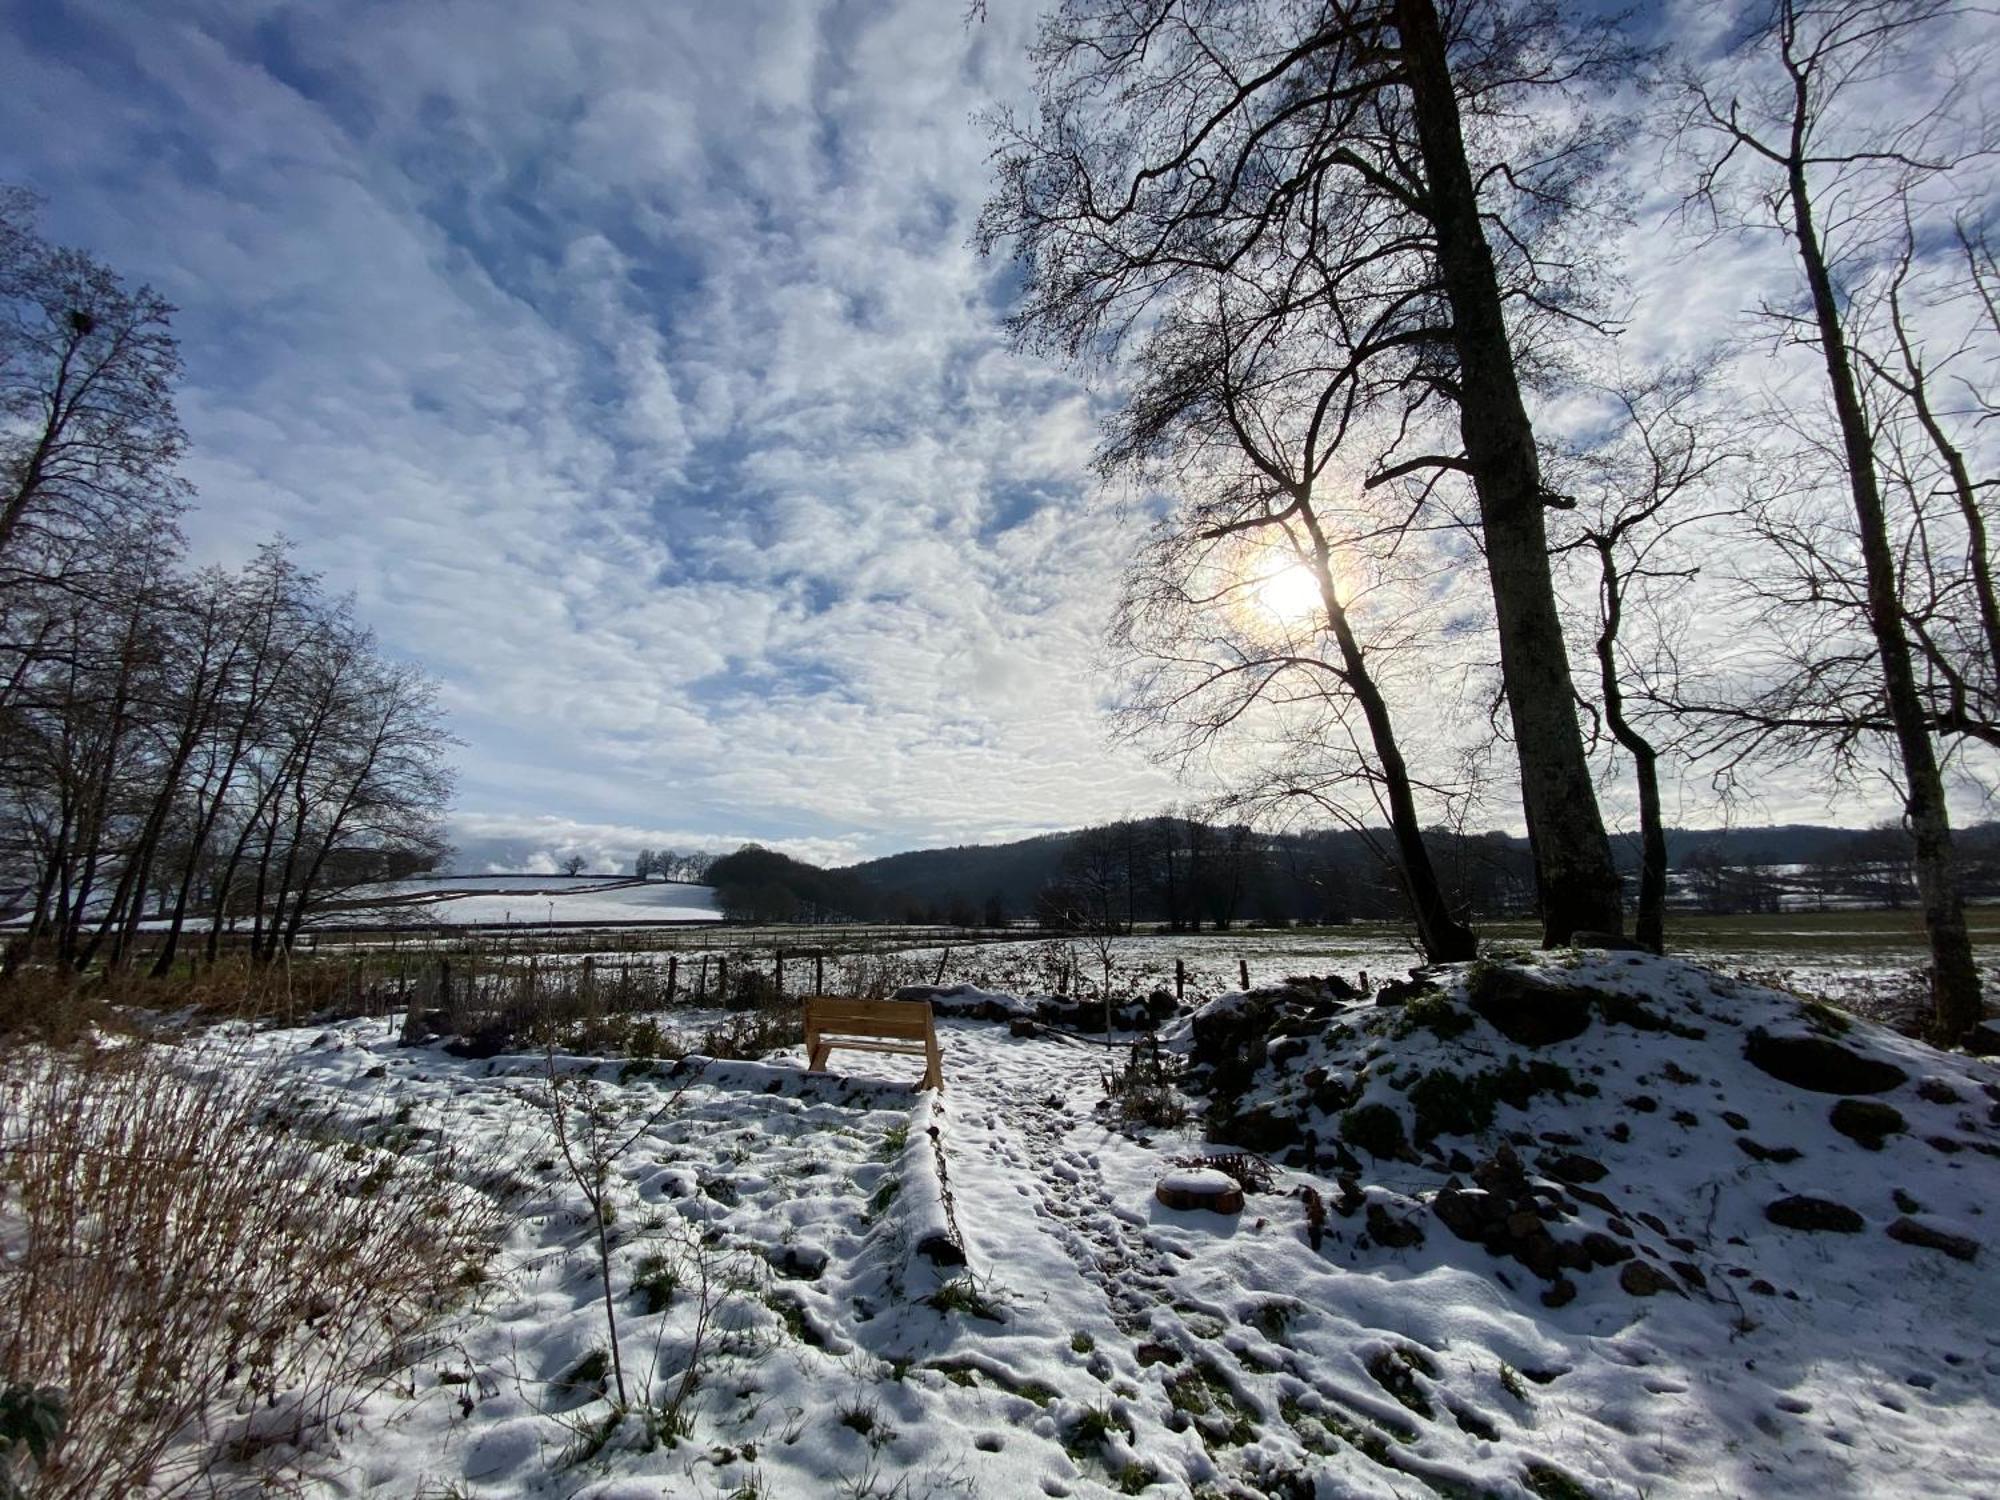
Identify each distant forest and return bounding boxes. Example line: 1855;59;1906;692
697;818;2000;930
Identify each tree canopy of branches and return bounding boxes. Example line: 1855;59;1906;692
1;187;187;574
981;0;1637;945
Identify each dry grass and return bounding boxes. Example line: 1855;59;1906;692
0;1035;515;1496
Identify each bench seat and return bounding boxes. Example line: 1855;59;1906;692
804;996;942;1090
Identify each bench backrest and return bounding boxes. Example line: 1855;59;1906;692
805;996;934;1040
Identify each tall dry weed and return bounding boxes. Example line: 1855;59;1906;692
0;1036;512;1496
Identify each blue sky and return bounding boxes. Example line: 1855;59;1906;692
3;0;1988;871
1;0;1205;868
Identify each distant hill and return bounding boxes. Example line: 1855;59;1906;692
827;819;2000;926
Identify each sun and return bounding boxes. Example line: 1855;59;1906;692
1255;561;1325;625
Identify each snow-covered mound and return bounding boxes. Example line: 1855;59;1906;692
1155;951;2000;1495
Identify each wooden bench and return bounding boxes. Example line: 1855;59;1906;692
804;997;942;1090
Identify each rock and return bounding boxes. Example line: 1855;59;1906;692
916;1231;966;1267
1374;972;1439;1007
1886;1216;1978;1262
1721;1110;1750;1130
1366;1202;1425;1249
1748;1279;1776;1296
1517;1231;1563;1280
1829;1097;1907;1150
1624;1094;1658;1113
1505;1209;1544;1239
1540;1277;1578;1308
1156;1168;1245;1215
1188;990;1280;1092
1893;1188;1923;1214
1465;966;1595;1047
1539;1152;1609;1184
1472;1144;1530;1196
769;1244;829;1280
1582;1231;1633;1266
1916;1078;1962;1105
1217;1102;1305;1153
1745;1029;1909;1095
1765;1195;1864;1233
1964;1021;2000;1057
1310;1075;1358;1115
1669;1260;1707;1291
1568;1184;1617;1215
1736;1137;1803;1164
1619;1261;1679;1296
1432;1186;1502;1243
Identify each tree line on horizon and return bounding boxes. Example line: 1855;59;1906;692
698;814;2000;932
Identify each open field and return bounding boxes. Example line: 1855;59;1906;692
281;907;2000;1033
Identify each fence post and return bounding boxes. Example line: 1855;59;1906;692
697;954;708;1002
717;955;728;1004
1175;958;1185;1003
814;952;824;995
1239;958;1250;991
667;954;678;1003
775;948;785;997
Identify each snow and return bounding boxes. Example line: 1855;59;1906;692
106;954;2000;1497
1156;1167;1237;1196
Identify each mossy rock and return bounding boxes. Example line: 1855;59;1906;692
1829;1097;1906;1150
1407;1059;1577;1144
1745;1029;1907;1095
1765;1194;1864;1233
1464;965;1594;1047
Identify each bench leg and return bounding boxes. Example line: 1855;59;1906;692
808;1041;830;1072
920;1042;942;1091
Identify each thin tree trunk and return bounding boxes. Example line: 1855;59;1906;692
1395;0;1623;945
1592;540;1666;953
1786;148;1983;1042
1305;510;1477;962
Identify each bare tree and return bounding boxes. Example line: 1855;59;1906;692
1104;285;1482;961
1551;366;1742;953
1675;0;1992;1039
0;188;187;568
981;0;1639;943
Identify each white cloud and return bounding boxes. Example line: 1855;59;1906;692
3;0;1987;867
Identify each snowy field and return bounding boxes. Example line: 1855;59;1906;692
317;878;722;926
538;917;2000;1030
197;953;2000;1499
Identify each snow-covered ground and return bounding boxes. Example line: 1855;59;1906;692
349;875;634;899
203;953;1998;1498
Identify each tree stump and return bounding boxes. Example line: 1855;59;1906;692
1155;1168;1244;1215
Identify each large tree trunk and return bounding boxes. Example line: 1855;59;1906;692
1395;0;1623;945
1787;159;1984;1043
